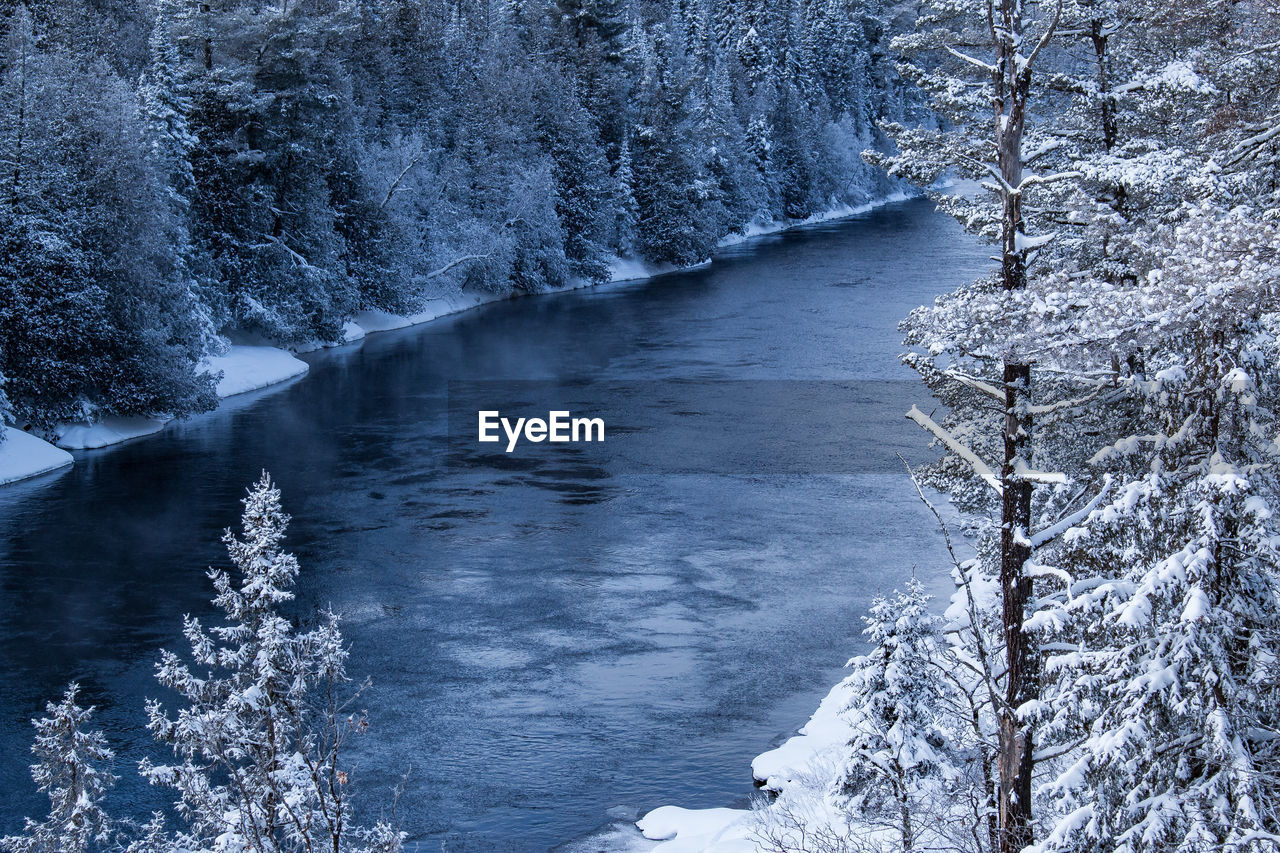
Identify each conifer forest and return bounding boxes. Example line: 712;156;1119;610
2;0;1280;851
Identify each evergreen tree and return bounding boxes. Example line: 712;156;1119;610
0;685;116;853
0;6;215;433
840;580;961;852
140;473;403;853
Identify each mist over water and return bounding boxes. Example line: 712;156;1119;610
0;200;990;850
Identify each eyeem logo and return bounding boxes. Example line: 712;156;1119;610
477;410;605;452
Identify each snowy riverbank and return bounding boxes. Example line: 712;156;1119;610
52;346;312;450
621;671;868;852
0;427;75;485
8;193;917;481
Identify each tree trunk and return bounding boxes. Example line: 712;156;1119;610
998;361;1036;853
994;0;1038;846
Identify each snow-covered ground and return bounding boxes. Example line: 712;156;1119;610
716;192;913;250
608;193;918;283
49;346;309;453
608;256;713;282
621;670;865;853
203;345;310;397
0;427;74;485
55;416;169;450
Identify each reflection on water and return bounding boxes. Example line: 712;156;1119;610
0;200;989;851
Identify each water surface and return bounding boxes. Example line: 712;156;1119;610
0;199;988;850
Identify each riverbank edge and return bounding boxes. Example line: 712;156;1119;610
2;191;918;483
628;671;867;851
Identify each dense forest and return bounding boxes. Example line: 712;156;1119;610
0;0;914;435
6;0;1280;848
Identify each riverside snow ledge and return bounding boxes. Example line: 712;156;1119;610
630;669;868;852
203;345;310;397
49;346;308;452
0;427;74;485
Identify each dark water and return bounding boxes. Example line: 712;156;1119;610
0;199;988;851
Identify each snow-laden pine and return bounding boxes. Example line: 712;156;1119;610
0;685;116;853
2;475;405;853
140;473;403;853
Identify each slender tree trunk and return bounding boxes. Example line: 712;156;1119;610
1089;20;1118;155
994;0;1038;849
998;361;1036;853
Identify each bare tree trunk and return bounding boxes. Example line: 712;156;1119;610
993;0;1040;848
998;362;1036;853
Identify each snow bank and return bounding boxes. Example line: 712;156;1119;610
636;807;757;853
609;193;916;284
0;427;74;485
609;257;713;283
751;674;858;792
342;320;366;343
627;672;868;852
352;291;496;333
55;416;168;450
42;346;308;455
202;345;309;398
292;320;368;352
717;192;913;249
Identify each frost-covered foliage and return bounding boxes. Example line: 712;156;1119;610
0;4;216;433
0;685;116;853
140;472;403;853
2;476;404;853
0;0;915;432
780;0;1280;851
838;580;964;851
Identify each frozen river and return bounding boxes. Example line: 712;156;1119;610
0;199;988;850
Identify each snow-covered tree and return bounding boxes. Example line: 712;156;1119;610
869;0;1073;846
0;684;116;853
1017;210;1280;853
839;579;961;852
0;5;215;433
140;473;403;853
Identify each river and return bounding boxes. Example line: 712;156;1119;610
0;199;989;851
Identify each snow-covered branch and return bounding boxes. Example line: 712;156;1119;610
907;405;1003;495
944;369;1006;401
1030;479;1110;547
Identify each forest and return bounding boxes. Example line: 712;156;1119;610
732;0;1280;850
0;0;911;435
4;0;1280;849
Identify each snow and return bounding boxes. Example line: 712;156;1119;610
0;427;74;485
609;256;712;282
609;193;916;283
717;192;913;249
55;416;168;450
636;807;756;853
291;320;368;352
202;345;310;398
341;320;366;343
352;292;498;333
619;671;872;853
752;676;859;792
1015;230;1056;251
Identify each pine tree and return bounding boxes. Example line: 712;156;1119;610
0;684;116;853
0;7;215;433
140;473;403;853
841;580;960;852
